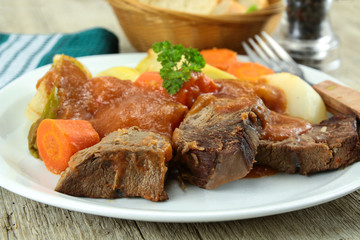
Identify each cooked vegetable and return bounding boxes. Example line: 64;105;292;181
259;73;327;124
200;48;238;70
134;71;165;92
26;81;49;122
96;66;140;82
172;72;219;107
26;54;91;122
134;71;218;107
53;54;92;79
135;49;162;73
135;48;235;81
36;119;100;174
202;64;237;80
152;41;206;95
28;86;59;158
226;62;274;82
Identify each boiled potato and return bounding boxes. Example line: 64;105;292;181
135;49;189;73
136;49;162;73
136;49;236;80
96;66;140;82
259;73;327;124
202;64;237;80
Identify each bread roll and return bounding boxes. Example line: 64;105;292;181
237;0;268;9
138;0;219;15
211;0;247;15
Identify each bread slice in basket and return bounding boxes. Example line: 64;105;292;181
137;0;218;15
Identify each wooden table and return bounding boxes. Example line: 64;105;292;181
1;0;360;239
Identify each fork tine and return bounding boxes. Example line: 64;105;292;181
241;42;268;67
261;32;306;79
254;35;280;61
248;38;269;62
248;37;281;72
261;31;293;62
243;31;309;83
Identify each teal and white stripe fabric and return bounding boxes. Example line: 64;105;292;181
0;34;62;87
0;28;119;89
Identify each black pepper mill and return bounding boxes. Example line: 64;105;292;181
277;0;340;71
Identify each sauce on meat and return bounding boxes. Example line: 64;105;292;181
40;59;311;142
37;58;88;95
214;79;312;141
261;111;312;141
254;83;286;114
39;58;188;138
245;165;278;178
91;87;188;138
173;72;218;108
214;78;287;114
134;71;219;108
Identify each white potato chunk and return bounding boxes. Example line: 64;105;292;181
202;64;237;80
259;73;327;124
136;49;237;80
135;49;162;73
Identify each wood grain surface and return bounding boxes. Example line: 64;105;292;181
314;80;360;118
1;0;360;239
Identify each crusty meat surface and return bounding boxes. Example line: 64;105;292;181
256;115;360;174
55;127;172;202
172;94;263;189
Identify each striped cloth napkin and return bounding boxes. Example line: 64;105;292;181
0;28;119;89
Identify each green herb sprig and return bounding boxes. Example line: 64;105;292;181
152;41;205;95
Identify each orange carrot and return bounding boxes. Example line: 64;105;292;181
227;62;274;83
134;71;168;94
200;48;238;71
37;119;100;174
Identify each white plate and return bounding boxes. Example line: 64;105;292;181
1;53;360;223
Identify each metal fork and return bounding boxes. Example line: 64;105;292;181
242;31;311;85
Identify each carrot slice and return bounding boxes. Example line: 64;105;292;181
135;71;164;90
200;48;238;71
37;119;100;174
227;62;274;83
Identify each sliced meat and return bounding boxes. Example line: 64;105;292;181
214;79;312;141
55;75;188;139
172;94;262;189
256;115;360;174
90;89;187;139
55;127;172;202
214;79;287;114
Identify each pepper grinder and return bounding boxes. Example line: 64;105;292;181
277;0;340;71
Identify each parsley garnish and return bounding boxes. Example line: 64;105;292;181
152;41;206;95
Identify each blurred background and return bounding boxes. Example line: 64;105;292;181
1;0;359;89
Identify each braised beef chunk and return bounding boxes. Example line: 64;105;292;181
256;115;360;174
172;94;262;189
55;127;172;202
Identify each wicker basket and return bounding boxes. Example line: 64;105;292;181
107;0;284;53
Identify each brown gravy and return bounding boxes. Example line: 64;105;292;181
39;59;188;138
245;165;278;178
214;78;287;114
40;60;312;142
214;79;312;141
261;111;312;141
